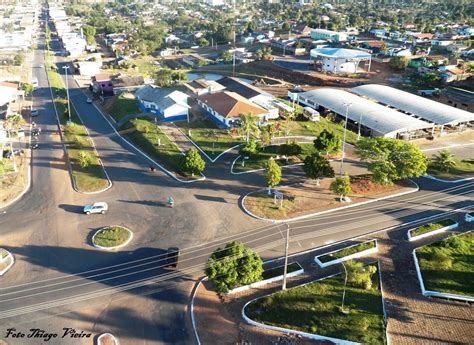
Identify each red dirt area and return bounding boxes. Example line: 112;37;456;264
350;176;411;195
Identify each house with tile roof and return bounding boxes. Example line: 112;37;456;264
196;91;268;128
135;85;190;122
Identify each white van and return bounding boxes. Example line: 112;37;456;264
31;78;39;89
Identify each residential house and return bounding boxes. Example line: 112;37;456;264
216;77;279;119
360;40;386;54
92;73;114;96
270;39;306;55
196;91;268;128
439;65;471;83
408;33;433;43
294;25;313;37
184;79;226;96
135;85;189;122
0;82;18;118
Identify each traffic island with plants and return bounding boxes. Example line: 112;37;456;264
243;137;426;220
414;231;473;300
244;262;386;345
0;248;15;276
427;149;474;181
408;218;458;241
315;240;378;267
46;62;110;193
92;226;133;250
119;118;205;180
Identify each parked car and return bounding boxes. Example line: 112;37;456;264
83;202;108;215
32;128;41;136
86;98;93;104
31;109;39;117
30;141;39;149
165;247;180;268
4;149;24;159
465;212;474;223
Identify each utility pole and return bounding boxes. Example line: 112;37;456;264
339;102;352;176
282;223;290;290
63;65;71;124
357;112;363;140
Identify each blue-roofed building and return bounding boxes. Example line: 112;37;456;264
135;85;190;122
310;48;372;73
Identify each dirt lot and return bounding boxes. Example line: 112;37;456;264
243;178;416;220
0;154;29;208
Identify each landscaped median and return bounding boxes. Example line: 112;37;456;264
243;176;417;221
243;263;386;345
46;63;110;193
118;117;202;180
315;240;378;268
0;248;15;276
92;226;133;250
175;118;242;161
413;231;473;301
228;262;304;294
407;218;458;241
427;158;474;181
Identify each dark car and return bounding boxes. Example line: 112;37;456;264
4;149;24;159
166;247;180;268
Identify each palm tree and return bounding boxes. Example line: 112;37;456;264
239;112;260;143
432;149;456;172
206;129;219;155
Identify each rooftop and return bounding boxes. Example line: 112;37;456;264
310;48;371;59
197;91;267;118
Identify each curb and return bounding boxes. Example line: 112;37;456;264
91;226;133;251
189;276;206;345
0;249;15;276
407;221;459;242
423;174;474;184
172;123;242;163
314;239;378;268
240;179;420;223
91;102;206;184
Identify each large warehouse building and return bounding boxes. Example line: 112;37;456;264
352;84;474;134
296;89;434;139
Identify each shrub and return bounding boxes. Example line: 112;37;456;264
431;252;452;270
239;139;258;156
78;151;93;168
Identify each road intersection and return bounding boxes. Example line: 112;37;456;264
0;17;473;345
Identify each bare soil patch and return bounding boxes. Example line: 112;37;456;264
0;155;29;208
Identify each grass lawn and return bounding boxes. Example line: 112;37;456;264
410;219;456;238
46;64;109;193
318;241;377;264
234;143;315;172
120;117;187;176
246;264;385;345
110;93;140;122
416;232;473;297
428;159;474;180
93;226;132;248
175;118;243;159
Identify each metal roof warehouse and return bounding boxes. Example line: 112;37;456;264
297;89;434;139
352;84;474;128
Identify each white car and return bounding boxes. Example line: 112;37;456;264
31;109;39;117
86;98;93;104
83;202;108;215
465;212;474;223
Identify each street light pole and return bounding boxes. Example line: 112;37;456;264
339;102;352;176
63;65;71;124
282;223;290;290
357;112;363;141
341;261;349;314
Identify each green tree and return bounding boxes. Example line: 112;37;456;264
154;69;173;87
4;114;26;131
303;154;335;186
205;129;219;154
239;139;258;156
264;158;282;195
355;137;428;184
388;56;409;71
21;83;34;95
345;261;377;290
83;25;96;45
278;140;301;162
313;129;341;155
330;174;352;201
259;128;272;149
239;112;260;143
197;37;209;47
78;151;93;168
431;149;456;172
13;52;24;66
206;241;263;293
221;50;233;63
180;148;205;176
247;20;257;33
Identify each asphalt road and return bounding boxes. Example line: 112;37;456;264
0;11;473;345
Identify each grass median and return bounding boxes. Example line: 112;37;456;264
416;231;473;297
93;226;132;248
46;63;109;192
428;159;474;180
246;263;385;344
318;240;377;264
410;219;456;238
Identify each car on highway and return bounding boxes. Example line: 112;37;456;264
83;202;108;215
31;109;39;117
30;141;38;149
165;247;180;268
86;98;93;104
32;128;41;136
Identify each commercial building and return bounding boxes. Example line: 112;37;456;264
310;48;372;73
296;88;434;139
310;29;347;42
352;84;474;134
135;85;189;122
